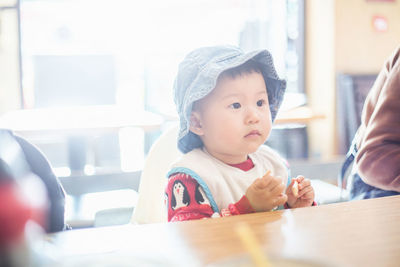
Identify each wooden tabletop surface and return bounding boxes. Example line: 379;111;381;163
47;195;400;267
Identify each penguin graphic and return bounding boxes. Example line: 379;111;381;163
171;180;190;210
195;184;210;205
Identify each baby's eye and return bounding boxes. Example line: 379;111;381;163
257;99;266;107
229;102;241;109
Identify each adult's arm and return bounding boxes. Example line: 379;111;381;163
355;46;400;192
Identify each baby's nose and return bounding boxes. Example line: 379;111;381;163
245;108;260;124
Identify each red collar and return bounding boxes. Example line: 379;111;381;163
228;157;254;171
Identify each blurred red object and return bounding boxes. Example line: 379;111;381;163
0;130;48;251
0;181;47;250
0;181;32;249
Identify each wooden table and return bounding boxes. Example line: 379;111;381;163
45;195;400;267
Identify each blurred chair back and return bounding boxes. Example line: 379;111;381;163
131;124;181;224
0;129;68;232
336;74;377;154
0;129;67;233
13;133;68;232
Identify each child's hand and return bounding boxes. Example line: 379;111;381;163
246;171;287;212
285;176;315;208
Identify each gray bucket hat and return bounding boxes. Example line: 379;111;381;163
174;45;286;153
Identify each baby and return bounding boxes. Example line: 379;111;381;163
165;45;315;222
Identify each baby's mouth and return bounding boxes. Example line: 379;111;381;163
245;130;261;137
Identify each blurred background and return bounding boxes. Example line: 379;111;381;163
0;0;399;227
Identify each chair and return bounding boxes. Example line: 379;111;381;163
130;123;181;224
336;73;378;195
336;74;377;154
0;129;68;232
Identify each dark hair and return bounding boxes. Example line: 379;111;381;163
219;59;264;80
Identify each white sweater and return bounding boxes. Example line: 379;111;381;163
168;145;288;213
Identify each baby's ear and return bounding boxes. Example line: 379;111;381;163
189;111;204;136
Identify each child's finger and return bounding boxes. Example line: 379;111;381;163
289;177;297;186
298;186;313;198
255;170;273;189
298;178;311;190
270;182;286;195
266;176;284;191
272;193;288;207
256;175;276;189
262;170;271;179
291;180;299;197
301;195;313;200
295;175;305;183
254;178;268;189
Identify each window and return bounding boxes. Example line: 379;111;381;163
18;0;306;172
0;0;21;112
20;0;305;113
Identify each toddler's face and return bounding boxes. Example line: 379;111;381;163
190;71;272;164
